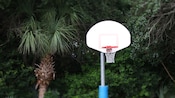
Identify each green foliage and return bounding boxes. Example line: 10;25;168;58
49;48;160;98
0;58;36;97
19;30;37;54
127;0;161;54
106;49;160;98
49;18;77;54
1;0;174;98
62;65;100;98
5;0;80;57
73;0;131;24
0;0;11;10
44;89;60;98
157;83;175;98
128;0;175;86
0;38;36;98
128;0;175;62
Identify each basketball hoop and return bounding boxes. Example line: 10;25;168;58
86;20;131;98
102;46;117;63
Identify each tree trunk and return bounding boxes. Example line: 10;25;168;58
38;84;47;98
35;54;55;98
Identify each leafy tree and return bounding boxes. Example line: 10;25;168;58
128;0;175;97
145;0;175;91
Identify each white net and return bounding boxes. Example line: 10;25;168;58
105;52;116;63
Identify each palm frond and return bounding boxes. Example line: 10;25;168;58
19;16;49;56
34;31;49;56
49;18;77;54
50;30;70;54
41;8;56;22
69;12;81;24
39;3;81;55
18;30;36;54
65;7;83;25
40;8;57;33
24;16;39;31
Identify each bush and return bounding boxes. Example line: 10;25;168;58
58;49;161;98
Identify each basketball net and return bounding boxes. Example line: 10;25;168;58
104;48;116;63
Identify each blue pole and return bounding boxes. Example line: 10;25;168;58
99;86;108;98
99;53;108;98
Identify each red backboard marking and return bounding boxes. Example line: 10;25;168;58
102;46;118;48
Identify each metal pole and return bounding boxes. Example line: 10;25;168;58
100;52;105;86
99;52;108;98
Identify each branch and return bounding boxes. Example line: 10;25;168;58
161;61;175;83
0;39;9;47
161;9;175;16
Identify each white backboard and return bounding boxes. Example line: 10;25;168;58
86;20;131;53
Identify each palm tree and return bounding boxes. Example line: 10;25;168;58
33;7;79;98
10;0;82;98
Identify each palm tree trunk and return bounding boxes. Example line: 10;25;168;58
38;84;47;98
35;54;55;98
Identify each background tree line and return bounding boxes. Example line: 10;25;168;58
0;0;175;98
